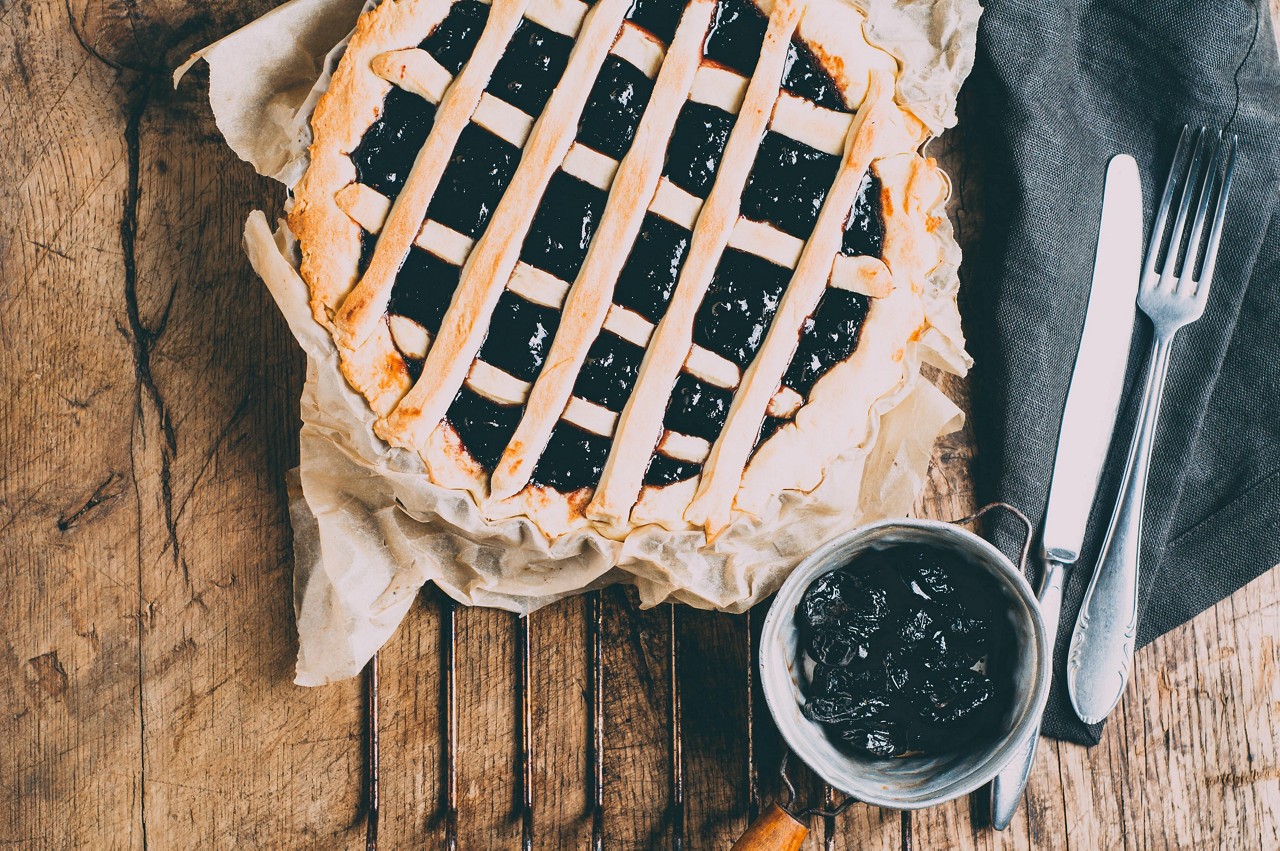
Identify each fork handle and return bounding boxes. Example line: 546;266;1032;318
1066;331;1175;725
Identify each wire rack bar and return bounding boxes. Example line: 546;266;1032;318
443;598;458;851
589;591;606;851
517;614;535;851
365;654;380;851
669;604;685;850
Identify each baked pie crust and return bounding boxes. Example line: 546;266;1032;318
289;0;963;543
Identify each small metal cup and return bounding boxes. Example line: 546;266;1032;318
759;509;1051;810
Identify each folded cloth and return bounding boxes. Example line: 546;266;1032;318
961;0;1280;744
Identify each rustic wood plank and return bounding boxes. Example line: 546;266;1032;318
1;1;143;847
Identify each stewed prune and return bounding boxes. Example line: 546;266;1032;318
798;543;1013;759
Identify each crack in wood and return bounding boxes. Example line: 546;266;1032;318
56;471;125;531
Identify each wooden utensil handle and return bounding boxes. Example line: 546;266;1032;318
731;804;808;850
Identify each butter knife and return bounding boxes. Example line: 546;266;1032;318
989;155;1143;830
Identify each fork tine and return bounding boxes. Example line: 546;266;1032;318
1194;134;1239;301
1144;125;1194;282
1178;131;1223;292
1157;127;1210;287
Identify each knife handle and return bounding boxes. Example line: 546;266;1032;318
1067;334;1173;725
990;558;1066;829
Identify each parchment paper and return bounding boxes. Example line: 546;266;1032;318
179;0;980;686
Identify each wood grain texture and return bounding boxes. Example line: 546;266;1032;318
1;1;1277;849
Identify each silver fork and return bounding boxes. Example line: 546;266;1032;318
1066;126;1238;725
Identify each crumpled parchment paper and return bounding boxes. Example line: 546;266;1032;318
179;0;980;686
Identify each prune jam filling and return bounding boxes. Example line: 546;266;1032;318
388;247;462;333
446;385;523;471
573;331;644;411
644;452;701;486
692;248;791;368
478;291;560;382
741;131;841;240
428;123;521;239
841;173;885;258
531;422;612;491
625;0;684;43
520;170;608;282
782;39;849;112
419;0;490;74
783;288;870;397
662;101;735;197
352;87;437;199
613;213;691;322
756;415;788;448
486;18;574;116
703;0;767;76
357;229;377;276
664;372;733;443
576;56;655;160
798;544;1014;759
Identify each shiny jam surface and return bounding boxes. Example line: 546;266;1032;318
487;18;575;115
531;422;612;491
352;87;437;199
662;101;735;197
797;544;1013;759
419;0;490;73
519;170;608;282
692;248;791;368
741;131;841;240
427;123;522;239
577;56;655;160
703;0;767;76
572;331;645;411
782;39;849;112
625;0;685;43
478;291;561;382
613;213;692;322
445;385;523;471
783;288;870;397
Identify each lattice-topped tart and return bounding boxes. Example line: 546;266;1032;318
290;0;961;542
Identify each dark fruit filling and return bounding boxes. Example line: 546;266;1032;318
486;18;574;115
797;544;1013;759
446;385;523;471
782;39;849;112
573;331;645;411
532;422;612;491
625;0;684;43
352;87;437;199
782;288;870;398
613;213;691;322
741;131;841;240
428;123;522;239
388;247;463;333
662;101;735;197
520;170;608;282
643;451;702;486
692;249;791;368
703;0;767;76
478;291;560;383
663;372;733;443
419;0;490;74
577;56;655;160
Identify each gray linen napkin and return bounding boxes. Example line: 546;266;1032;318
960;0;1280;744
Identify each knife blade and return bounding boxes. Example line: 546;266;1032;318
990;154;1143;830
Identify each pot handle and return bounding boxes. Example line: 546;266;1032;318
730;804;809;851
949;501;1033;578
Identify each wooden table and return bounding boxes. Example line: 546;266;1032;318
4;2;1277;848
